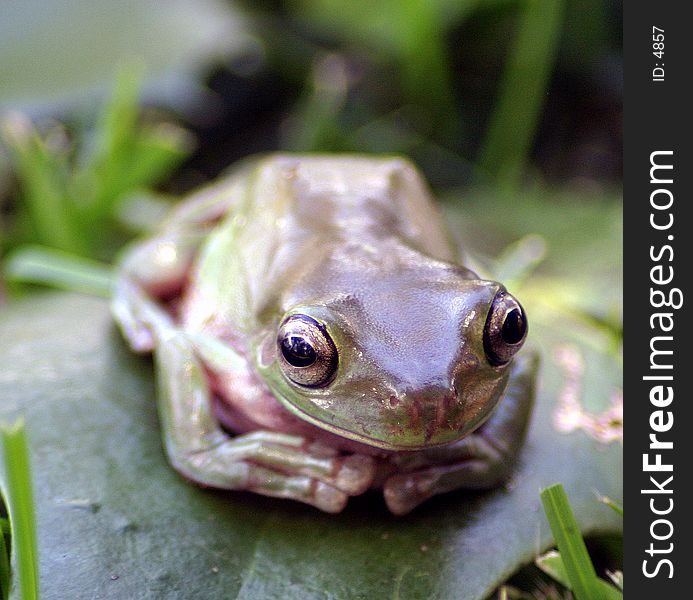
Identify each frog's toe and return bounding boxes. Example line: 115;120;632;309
313;482;349;513
128;327;156;353
333;455;376;495
383;472;437;516
111;300;156;352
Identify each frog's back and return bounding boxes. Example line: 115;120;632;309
182;154;459;336
244;154;455;261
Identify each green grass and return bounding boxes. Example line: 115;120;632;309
538;484;622;600
596;494;623;518
1;2;581;293
1;64;192;293
0;518;10;600
4;246;114;298
478;0;565;190
0;62;192;259
1;419;39;600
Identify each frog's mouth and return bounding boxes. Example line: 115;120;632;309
274;389;480;451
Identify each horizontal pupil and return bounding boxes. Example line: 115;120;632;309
281;335;317;367
501;309;525;344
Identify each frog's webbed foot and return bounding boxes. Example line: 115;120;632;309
157;333;375;512
383;435;505;516
383;351;539;515
182;432;375;513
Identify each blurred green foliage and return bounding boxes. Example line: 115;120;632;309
0;0;621;295
278;0;569;189
1;68;195;295
1;67;192;260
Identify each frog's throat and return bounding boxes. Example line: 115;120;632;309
273;392;458;451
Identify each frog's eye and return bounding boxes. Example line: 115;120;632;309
277;315;338;387
483;290;528;366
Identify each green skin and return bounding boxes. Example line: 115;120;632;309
112;155;538;515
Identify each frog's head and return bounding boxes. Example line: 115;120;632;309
256;263;527;450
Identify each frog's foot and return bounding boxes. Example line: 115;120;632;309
383;435;507;515
179;431;376;513
383;351;539;515
112;277;173;352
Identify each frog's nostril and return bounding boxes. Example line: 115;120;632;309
398;388;460;433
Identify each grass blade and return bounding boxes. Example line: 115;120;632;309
1;113;85;254
395;0;458;136
478;0;565;189
123;123;194;191
536;550;622;600
596;493;623;517
0;518;10;600
492;234;547;289
540;483;605;600
4;245;114;297
1;419;39;600
86;63;144;216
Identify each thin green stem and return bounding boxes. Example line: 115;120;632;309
396;0;459;136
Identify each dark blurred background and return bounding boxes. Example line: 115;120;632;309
183;0;623;189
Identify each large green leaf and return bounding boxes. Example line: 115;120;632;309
0;197;621;599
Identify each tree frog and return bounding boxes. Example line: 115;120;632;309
112;155;537;515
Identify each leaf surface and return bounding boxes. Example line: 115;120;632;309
0;196;622;599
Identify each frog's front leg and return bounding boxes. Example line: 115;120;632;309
112;173;243;352
112;232;205;352
383;351;539;515
115;283;375;512
158;328;374;512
